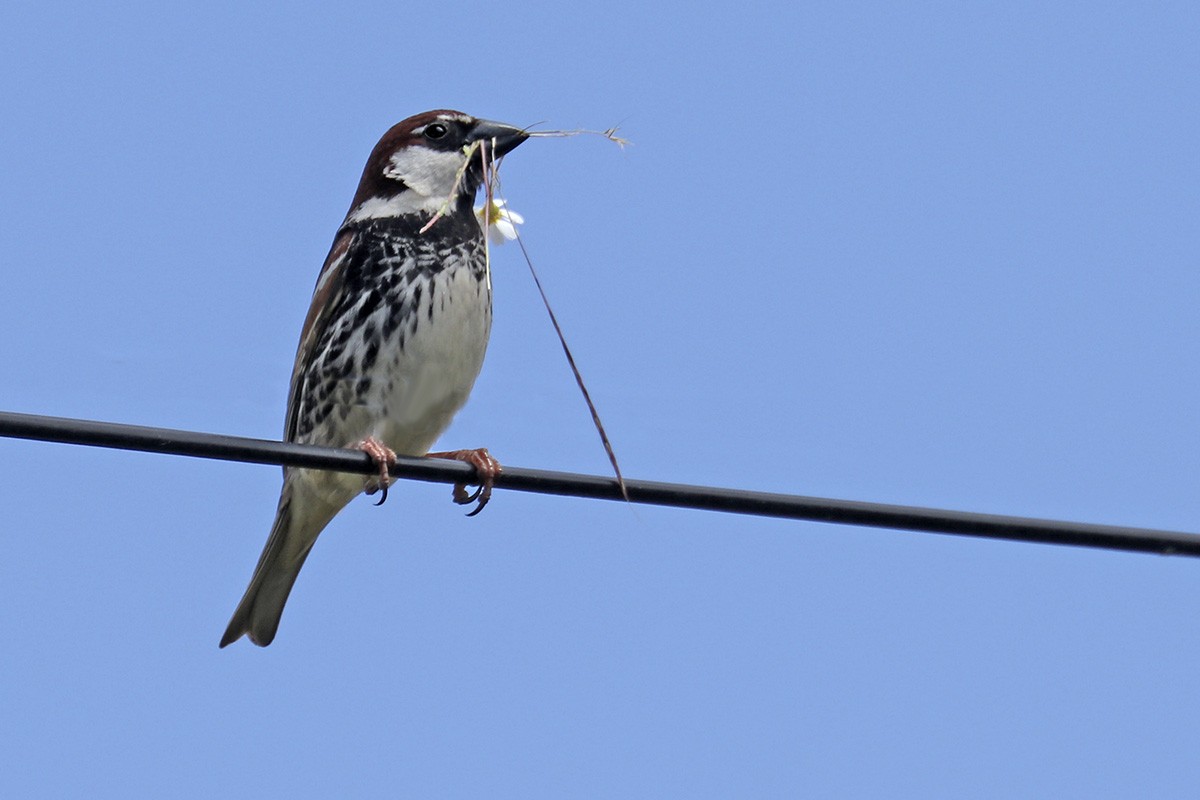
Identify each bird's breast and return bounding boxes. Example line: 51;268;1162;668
370;256;493;452
296;231;492;456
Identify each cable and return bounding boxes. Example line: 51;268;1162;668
1;409;1197;558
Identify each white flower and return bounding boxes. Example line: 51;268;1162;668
475;198;524;244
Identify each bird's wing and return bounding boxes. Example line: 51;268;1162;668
284;227;358;444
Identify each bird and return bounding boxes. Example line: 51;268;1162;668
220;110;528;648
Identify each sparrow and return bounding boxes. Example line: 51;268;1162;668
220;110;528;648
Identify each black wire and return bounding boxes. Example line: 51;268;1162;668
1;409;1197;558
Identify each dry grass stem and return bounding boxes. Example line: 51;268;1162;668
524;126;631;149
419;139;484;234
488;169;630;502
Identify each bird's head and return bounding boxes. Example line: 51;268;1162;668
344;110;527;224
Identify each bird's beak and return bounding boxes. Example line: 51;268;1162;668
468;119;529;157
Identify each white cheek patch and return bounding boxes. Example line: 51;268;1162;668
383;146;467;199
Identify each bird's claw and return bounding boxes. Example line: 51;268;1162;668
457;482;489;517
427;448;501;516
357;437;397;506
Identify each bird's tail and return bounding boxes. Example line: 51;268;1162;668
219;481;338;648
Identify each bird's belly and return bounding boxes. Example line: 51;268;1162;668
353;267;492;455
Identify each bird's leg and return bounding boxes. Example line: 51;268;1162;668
357;437;397;506
425;448;502;517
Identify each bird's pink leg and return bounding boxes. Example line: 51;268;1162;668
357;437;397;506
425;448;502;516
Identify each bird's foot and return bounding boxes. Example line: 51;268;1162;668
357;437;397;506
426;448;502;517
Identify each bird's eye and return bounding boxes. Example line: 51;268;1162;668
424;123;449;140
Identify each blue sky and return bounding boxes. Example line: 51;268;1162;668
2;1;1199;797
